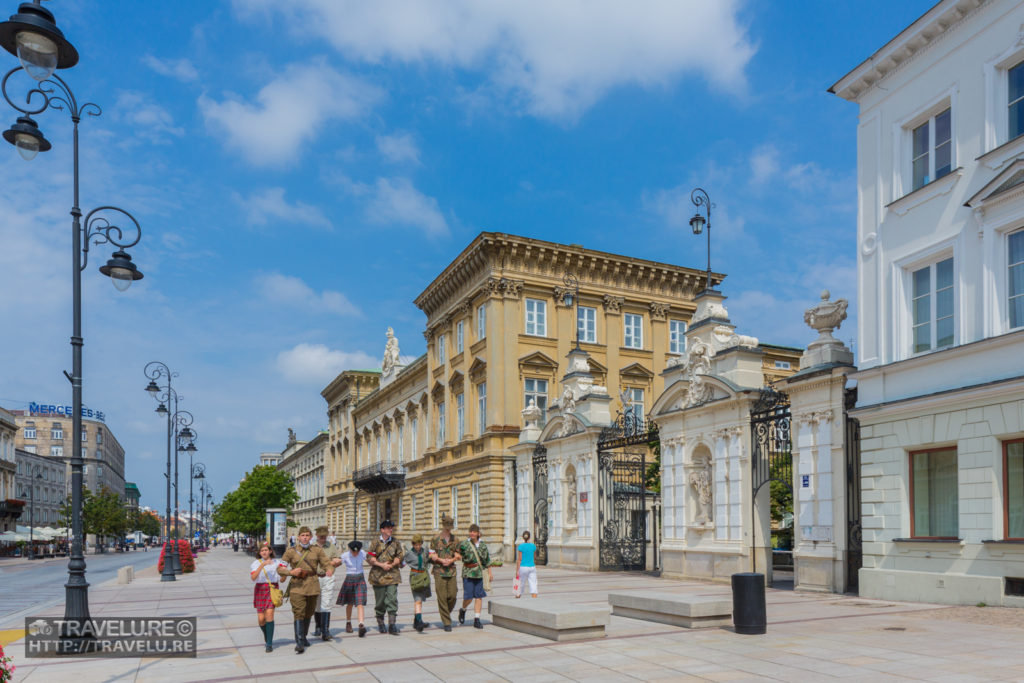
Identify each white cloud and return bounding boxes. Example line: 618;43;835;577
199;61;382;165
275;343;377;384
232;0;755;120
255;272;361;316
238;187;332;230
376;133;421;165
115;91;185;142
142;55;199;82
365;177;449;237
750;144;780;187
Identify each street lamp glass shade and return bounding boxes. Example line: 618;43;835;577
3;116;50;160
186;442;197;453
563;291;573;307
689;212;705;235
99;250;143;291
16;30;57;81
0;3;79;77
155;403;168;415
145;380;160;397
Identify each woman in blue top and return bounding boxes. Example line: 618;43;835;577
515;531;538;598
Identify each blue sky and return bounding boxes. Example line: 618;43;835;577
0;0;936;510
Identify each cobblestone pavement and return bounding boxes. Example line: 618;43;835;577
5;546;1024;682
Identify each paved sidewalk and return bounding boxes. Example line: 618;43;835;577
6;546;1024;681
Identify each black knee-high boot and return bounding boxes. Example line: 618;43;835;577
301;618;312;647
320;613;331;641
265;621;274;652
312;612;322;637
293;621;305;654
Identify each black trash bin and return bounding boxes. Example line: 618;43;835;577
731;572;766;634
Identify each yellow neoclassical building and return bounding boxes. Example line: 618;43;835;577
321;232;798;557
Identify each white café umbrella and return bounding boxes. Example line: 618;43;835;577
0;531;27;542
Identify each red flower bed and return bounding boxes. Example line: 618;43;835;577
157;539;196;573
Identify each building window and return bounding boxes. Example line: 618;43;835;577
411;417;418;456
525;298;547;336
51;425;63;440
437;334;446;364
1006;440;1024;540
477;382;486;434
456;393;465;440
911;257;954;353
911;107;952;191
386;430;393;461
1010;230;1024;330
81;448;87;459
471;482;480;524
376;436;382;463
577;306;596;344
625;388;644;419
50;445;63;458
81;428;87;443
456;321;464;353
23;423;36;439
96;466;103;479
477;303;486;340
96;429;103;445
410;494;417;530
524;378;548;421
433;489;439;528
774;360;791;370
1010;60;1024;141
623;313;643;349
451;486;458;527
24;445;35;454
437;402;446;444
669;319;686;354
398;424;405;463
910;448;958;539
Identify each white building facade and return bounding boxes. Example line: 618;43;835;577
832;0;1024;605
278;431;327;533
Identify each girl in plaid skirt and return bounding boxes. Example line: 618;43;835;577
250;543;289;652
336;540;368;637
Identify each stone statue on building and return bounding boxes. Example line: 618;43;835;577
522;399;542;430
382;327;401;375
682;339;713;408
689;461;712;525
800;290;854;368
287;427;296;446
566;474;578;525
561;384;577;415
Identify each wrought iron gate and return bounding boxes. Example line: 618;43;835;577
844;387;862;592
532;444;549;566
750;387;792;575
597;411;658;571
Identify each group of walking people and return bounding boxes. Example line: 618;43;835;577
250;514;504;654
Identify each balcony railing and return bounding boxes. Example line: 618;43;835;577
352;460;406;494
0;499;26;519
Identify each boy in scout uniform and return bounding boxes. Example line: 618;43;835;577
312;525;342;641
428;514;460;632
458;523;493;629
367;519;404;635
281;526;333;653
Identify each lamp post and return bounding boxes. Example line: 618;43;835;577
24;468;41;559
689;188;713;292
206;491;213;547
0;2;145;641
562;272;581;350
144;363;182;581
191;461;204;543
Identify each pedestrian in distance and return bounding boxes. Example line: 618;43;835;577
458;523;493;629
403;534;432;632
312;526;342;641
515;531;539;598
429;514;460;632
336;539;369;637
250;542;289;652
367;519;404;635
280;526;333;654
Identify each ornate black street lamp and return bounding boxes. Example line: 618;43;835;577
562;271;581;350
22;468;42;559
144;363;183;581
689;188;713;292
190;461;204;542
1;1;144;643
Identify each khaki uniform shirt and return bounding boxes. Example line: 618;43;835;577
281;545;332;596
430;533;460;579
458;538;490;579
367;536;404;586
317;541;342;576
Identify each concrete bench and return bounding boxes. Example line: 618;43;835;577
488;598;609;641
117;566;134;584
608;591;731;628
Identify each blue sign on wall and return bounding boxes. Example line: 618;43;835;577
28;402;105;422
801;475;809;488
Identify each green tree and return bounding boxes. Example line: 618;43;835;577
213;466;297;537
130;509;161;538
82;487;128;545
